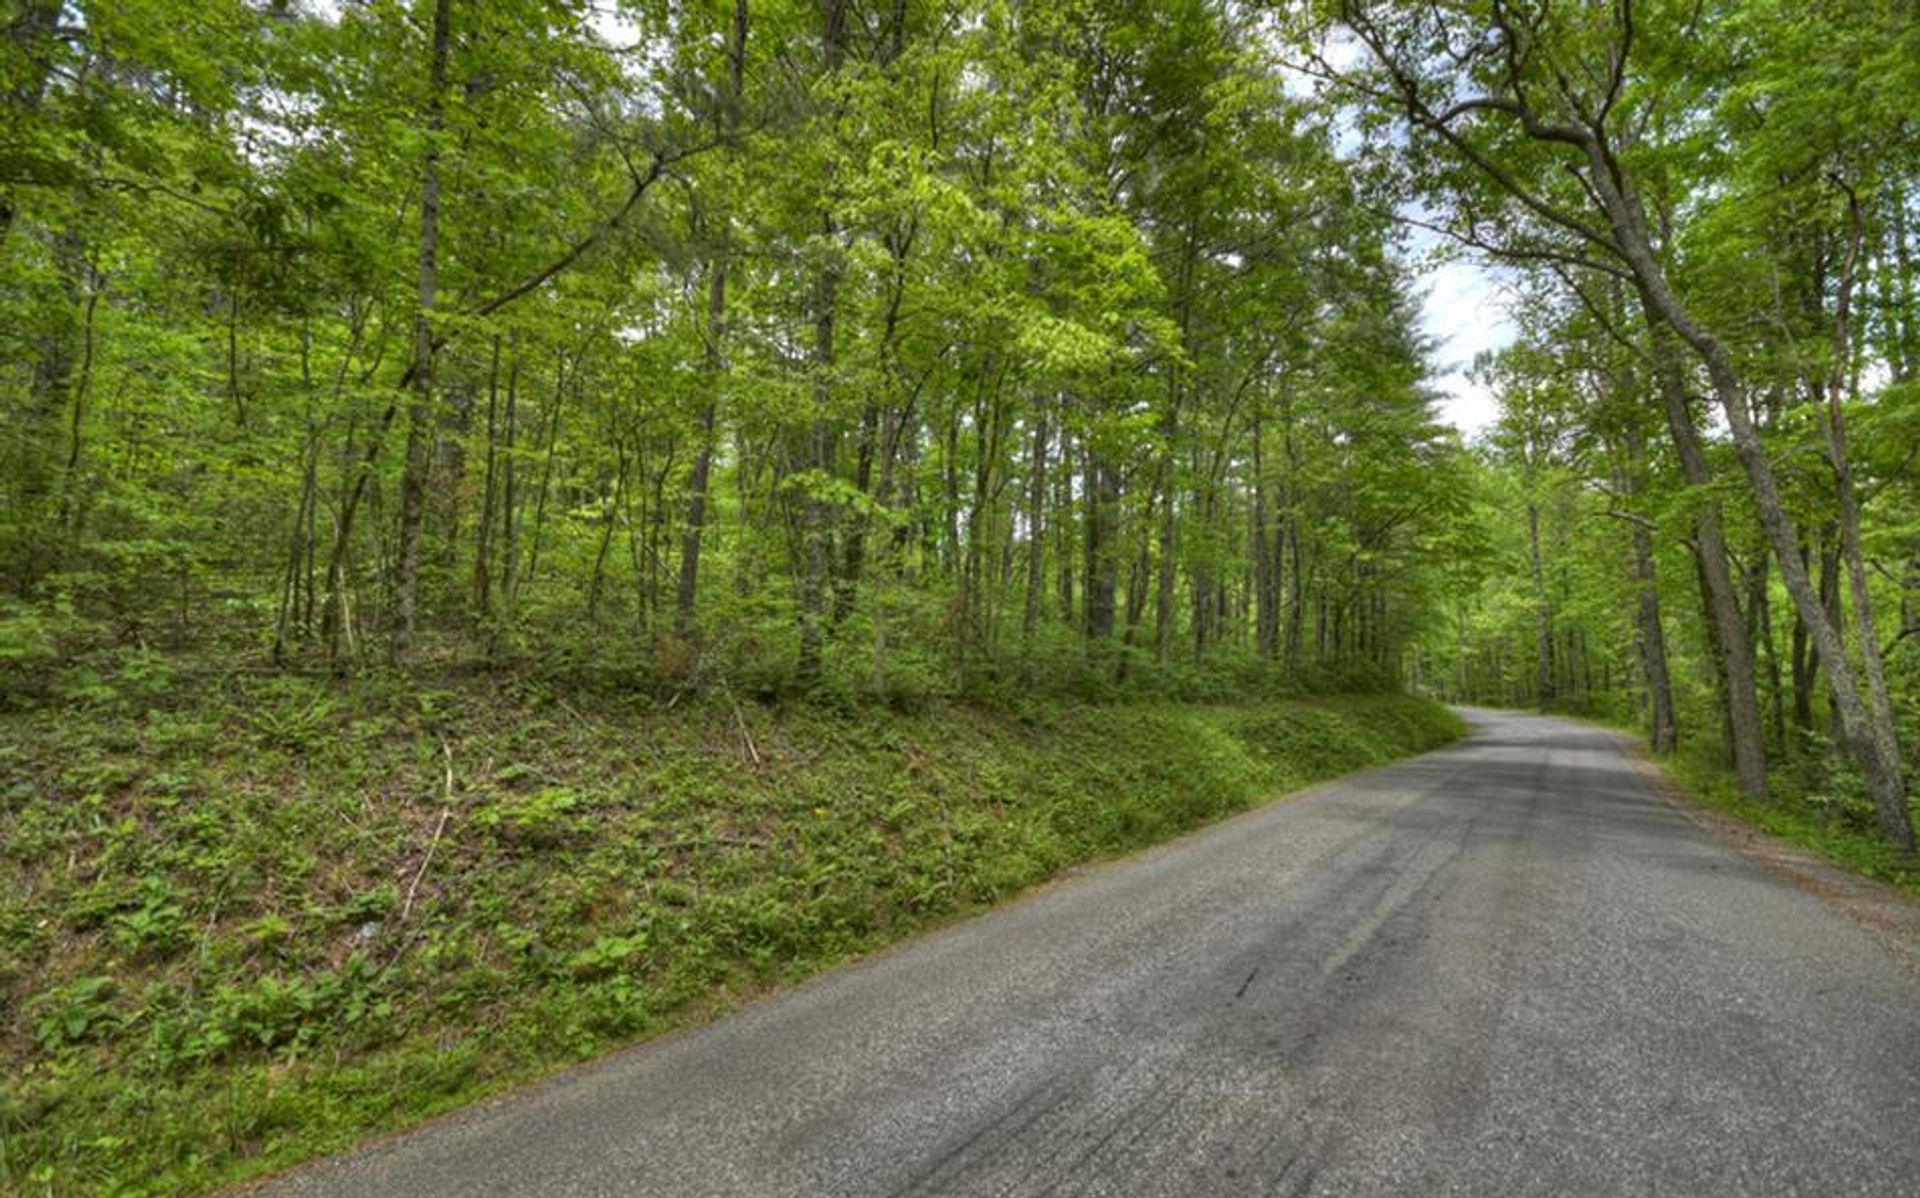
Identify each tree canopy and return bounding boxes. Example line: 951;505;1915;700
3;0;1917;845
1;0;1462;705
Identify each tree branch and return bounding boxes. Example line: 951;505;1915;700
471;136;720;320
1338;2;1623;258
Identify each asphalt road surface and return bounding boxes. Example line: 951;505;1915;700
252;709;1920;1198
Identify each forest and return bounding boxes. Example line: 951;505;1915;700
2;0;1918;1193
2;0;1464;701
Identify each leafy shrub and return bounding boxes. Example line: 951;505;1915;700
110;891;189;958
29;976;123;1052
564;931;650;980
0;594;109;704
476;786;583;847
241;675;340;752
201;956;392;1060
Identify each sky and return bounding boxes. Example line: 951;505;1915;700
1416;256;1516;439
1272;31;1516;441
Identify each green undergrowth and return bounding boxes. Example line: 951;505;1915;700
0;662;1461;1197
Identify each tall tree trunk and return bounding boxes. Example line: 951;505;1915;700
497;346;521;631
674;0;747;638
472;334;502;621
1124;501;1151;651
1192;486;1219;661
57;272;100;548
1527;501;1553;711
796;0;847;688
1887;184;1916;383
521;358;568;597
1648;322;1769;798
1790;550;1816;737
276;300;331;662
838;224;913;624
1056;426;1075;624
1595;152;1910;847
392;0;452;663
1153;446;1176;661
963;388;991;651
587;436;630;622
1252;407;1279;659
1747;554;1786;751
942;411;962;579
1823;187;1909;844
1023;400;1049;640
1617;430;1676;753
1085;455;1118;645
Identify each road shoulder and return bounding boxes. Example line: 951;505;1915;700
1608;731;1920;973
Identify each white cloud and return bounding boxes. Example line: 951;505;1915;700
1416;256;1515;438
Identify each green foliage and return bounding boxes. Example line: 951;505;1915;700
240;678;339;753
0;599;93;702
476;786;583;847
0;0;1456;705
27;976;122;1053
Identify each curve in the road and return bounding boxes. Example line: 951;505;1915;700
247;709;1920;1198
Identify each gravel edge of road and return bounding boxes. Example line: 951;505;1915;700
1601;728;1920;973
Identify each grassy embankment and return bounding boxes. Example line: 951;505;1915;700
0;662;1461;1196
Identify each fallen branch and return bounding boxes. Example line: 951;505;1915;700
720;679;761;767
400;740;454;922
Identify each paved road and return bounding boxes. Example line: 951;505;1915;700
254;709;1920;1197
